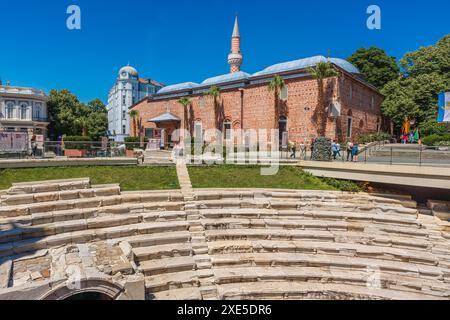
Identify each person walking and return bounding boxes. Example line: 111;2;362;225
289;140;296;159
310;138;315;160
30;135;38;158
332;140;339;160
352;143;360;162
346;141;354;161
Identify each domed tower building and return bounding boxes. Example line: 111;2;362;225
106;65;164;142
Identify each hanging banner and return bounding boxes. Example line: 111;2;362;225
0;133;12;151
11;133;28;151
437;92;450;123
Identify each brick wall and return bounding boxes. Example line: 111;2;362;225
131;73;384;145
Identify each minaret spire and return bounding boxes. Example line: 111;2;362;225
228;16;243;73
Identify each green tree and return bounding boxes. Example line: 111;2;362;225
129;110;140;137
308;62;338;136
47;90;108;140
47;89;84;139
75;116;89;137
205;86;221;130
347;47;399;89
87;98;107;113
381;34;450;131
268;75;285;130
178;97;191;135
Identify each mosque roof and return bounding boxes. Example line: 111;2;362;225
157;82;199;94
253;55;360;77
156;56;361;95
201;71;251;86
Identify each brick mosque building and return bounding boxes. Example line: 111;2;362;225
130;17;388;148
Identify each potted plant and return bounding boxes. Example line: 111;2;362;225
63;136;91;158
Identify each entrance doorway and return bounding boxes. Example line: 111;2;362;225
64;292;113;300
279;116;288;146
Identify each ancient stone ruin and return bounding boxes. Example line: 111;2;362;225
0;178;449;300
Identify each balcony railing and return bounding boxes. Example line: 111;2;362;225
32;117;49;122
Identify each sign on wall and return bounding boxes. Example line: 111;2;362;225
437;92;450;123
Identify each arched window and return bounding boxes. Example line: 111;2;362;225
34;104;42;119
359;119;364;128
280;86;288;101
6;102;14;119
20;103;28;120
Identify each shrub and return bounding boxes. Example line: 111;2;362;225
311;137;332;161
422;134;450;146
435;141;450;147
124;137;148;150
420;119;449;136
321;177;362;192
63;136;92;150
357;132;390;144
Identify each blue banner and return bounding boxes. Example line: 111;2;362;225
437;92;450;123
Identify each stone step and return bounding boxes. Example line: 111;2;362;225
152;286;202;300
212;266;449;298
194;190;415;207
127;231;192;248
196;199;418;216
0;223;191;257
7;178;91;195
142;211;187;222
139;256;196;276
199;208;420;228
0;191;185;218
0;214;143;244
201;218;428;239
216;281;443;300
205;229;431;251
207;240;440;267
133;243;193;262
145;270;200;292
210;252;446;279
0;186;121;206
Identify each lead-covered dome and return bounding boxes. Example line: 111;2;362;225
119;65;138;78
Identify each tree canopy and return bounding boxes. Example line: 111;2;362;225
380;35;450;131
47;89;108;140
347;47;399;89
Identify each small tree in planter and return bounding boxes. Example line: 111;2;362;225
124;136;148;157
64;136;91;158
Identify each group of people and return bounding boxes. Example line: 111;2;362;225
400;128;421;144
331;140;360;162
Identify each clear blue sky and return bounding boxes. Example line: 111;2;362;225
1;0;448;103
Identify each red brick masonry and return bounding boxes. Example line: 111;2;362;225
131;69;387;146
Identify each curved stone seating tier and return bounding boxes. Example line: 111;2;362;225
216;281;444;300
0;181;449;300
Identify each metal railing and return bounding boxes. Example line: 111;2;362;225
0;140;149;160
1;139;449;167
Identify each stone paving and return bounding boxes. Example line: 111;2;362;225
0;177;449;300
